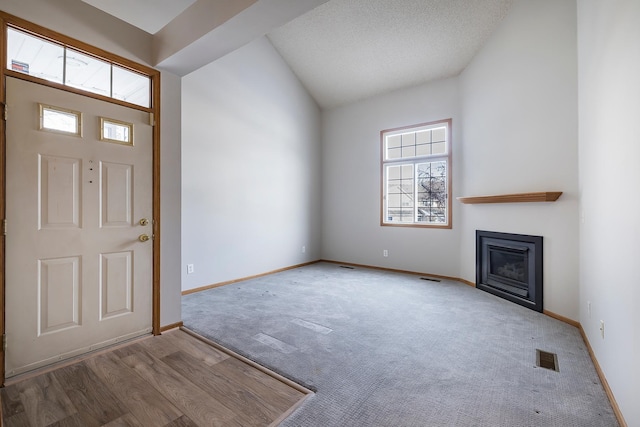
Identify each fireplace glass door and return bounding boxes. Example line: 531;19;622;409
476;231;543;312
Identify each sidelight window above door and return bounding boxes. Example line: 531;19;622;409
6;27;151;108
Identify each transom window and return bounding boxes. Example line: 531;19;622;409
381;119;452;228
6;27;151;108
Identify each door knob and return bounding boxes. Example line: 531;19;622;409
138;234;150;242
139;218;149;226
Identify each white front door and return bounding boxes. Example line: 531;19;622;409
5;77;154;377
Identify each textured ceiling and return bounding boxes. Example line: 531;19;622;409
80;0;513;109
81;0;196;34
268;0;513;109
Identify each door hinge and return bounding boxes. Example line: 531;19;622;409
3;334;6;352
149;112;155;126
2;219;6;236
3;104;7;121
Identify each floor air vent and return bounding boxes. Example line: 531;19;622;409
420;277;441;282
339;266;355;269
536;349;559;372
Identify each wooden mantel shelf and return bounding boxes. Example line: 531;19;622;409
457;192;563;204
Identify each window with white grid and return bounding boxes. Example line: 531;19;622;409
381;119;451;228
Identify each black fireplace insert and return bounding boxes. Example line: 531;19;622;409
476;230;543;312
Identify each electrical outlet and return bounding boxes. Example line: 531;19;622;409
383;249;388;257
302;246;306;253
187;264;194;274
600;320;605;339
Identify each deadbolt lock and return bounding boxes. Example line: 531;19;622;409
139;234;150;242
139;218;149;226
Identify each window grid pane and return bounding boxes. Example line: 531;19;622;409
386;164;415;222
112;65;151;108
416;161;447;223
385;126;448;161
65;49;111;97
7;28;64;84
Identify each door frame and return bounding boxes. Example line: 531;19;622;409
0;11;162;385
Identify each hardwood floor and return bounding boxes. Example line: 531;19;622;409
0;329;310;427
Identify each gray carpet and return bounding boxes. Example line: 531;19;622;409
182;262;618;427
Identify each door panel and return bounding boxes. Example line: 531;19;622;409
100;251;133;319
38;256;81;335
5;76;153;377
101;162;133;227
40;155;82;229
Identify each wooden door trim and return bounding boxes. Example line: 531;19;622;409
152;67;161;337
0;11;162;385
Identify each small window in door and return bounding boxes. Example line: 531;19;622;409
100;117;133;146
39;104;82;136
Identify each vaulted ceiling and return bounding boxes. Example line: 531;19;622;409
81;0;513;109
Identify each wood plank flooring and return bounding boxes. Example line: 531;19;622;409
0;329;309;427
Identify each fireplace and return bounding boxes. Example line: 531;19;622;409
476;230;543;312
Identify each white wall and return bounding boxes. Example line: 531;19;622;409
1;1;184;328
181;37;321;292
459;0;579;320
159;72;182;326
578;0;640;425
321;77;461;276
